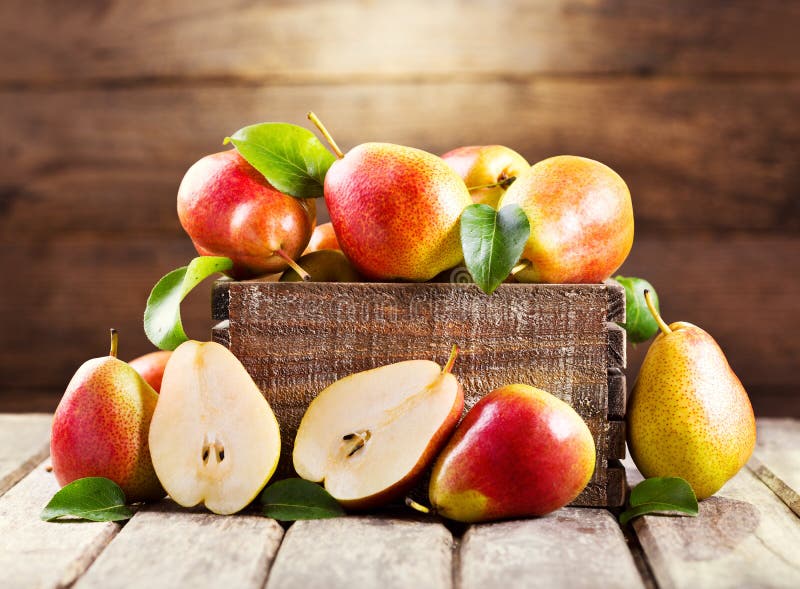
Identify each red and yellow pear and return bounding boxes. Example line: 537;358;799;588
499;155;633;283
304;222;341;254
51;330;165;503
308;113;471;281
177;150;315;280
441;145;529;208
129;350;172;393
429;384;595;522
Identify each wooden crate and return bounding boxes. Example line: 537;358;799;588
211;281;627;507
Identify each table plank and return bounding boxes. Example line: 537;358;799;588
0;462;119;589
74;501;284;589
748;418;800;516
457;508;645;589
265;516;453;589
0;413;51;497
630;465;800;588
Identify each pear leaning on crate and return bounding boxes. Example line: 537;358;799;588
148;340;281;515
51;329;165;503
627;290;756;499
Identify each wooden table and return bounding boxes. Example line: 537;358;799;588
1;415;798;589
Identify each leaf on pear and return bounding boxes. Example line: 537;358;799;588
615;276;661;344
225;123;336;199
260;478;345;521
460;203;530;295
619;477;699;525
144;256;233;351
41;477;133;523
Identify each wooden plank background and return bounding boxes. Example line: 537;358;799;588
0;0;798;416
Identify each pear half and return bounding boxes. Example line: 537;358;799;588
293;351;463;509
149;341;280;515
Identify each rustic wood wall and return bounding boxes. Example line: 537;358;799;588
1;0;797;415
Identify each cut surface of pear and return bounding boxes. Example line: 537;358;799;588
149;340;280;515
293;358;463;509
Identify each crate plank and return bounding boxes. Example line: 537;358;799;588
608;368;626;419
2;0;797;83
457;508;644;589
74;502;284;589
748;418;800;517
0;413;51;497
630;466;800;588
265;516;452;589
606;322;627;369
0;462;119;589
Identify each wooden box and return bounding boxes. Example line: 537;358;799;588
211;281;627;507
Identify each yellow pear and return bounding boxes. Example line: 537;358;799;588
627;291;756;499
148;341;281;514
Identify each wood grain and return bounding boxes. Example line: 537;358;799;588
458;508;645;589
2;78;798;240
0;413;51;497
631;466;800;588
747;418;800;516
74;502;284;589
0;462;119;589
607;322;627;369
608;368;627;419
1;0;798;83
265;516;453;589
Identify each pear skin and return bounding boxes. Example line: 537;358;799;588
280;250;360;282
627;291;756;499
303;222;341;254
129;350;172;393
51;331;165;503
441;145;529;208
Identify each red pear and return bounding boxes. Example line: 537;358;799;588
177;150;316;280
303;222;341;254
441;145;529;208
129;350;172;393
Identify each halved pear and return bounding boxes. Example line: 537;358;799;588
149;341;280;515
293;349;463;509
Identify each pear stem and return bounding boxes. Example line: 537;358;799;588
405;497;431;514
307;111;344;159
511;261;530;276
109;328;119;358
442;344;459;374
466;176;517;192
644;289;671;335
275;249;311;281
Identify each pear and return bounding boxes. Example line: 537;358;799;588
428;384;595;522
441;145;529;208
308;113;472;281
51;330;165;503
499;155;634;283
279;250;360;282
148;340;280;515
627;290;756;499
129;350;172;393
303;222;342;254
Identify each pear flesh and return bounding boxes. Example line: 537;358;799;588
627;296;756;499
149;341;281;515
293;359;463;509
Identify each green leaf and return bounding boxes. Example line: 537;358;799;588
460;203;530;295
41;477;133;522
260;478;345;521
225;123;336;199
615;276;661;344
619;477;699;525
144;256;233;350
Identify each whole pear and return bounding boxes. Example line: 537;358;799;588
429;384;595;522
441;145;529;208
51;330;165;503
309;113;471;281
499;155;633;283
627;291;756;499
177;150;316;279
303;222;341;254
129;350;172;393
280;250;360;282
